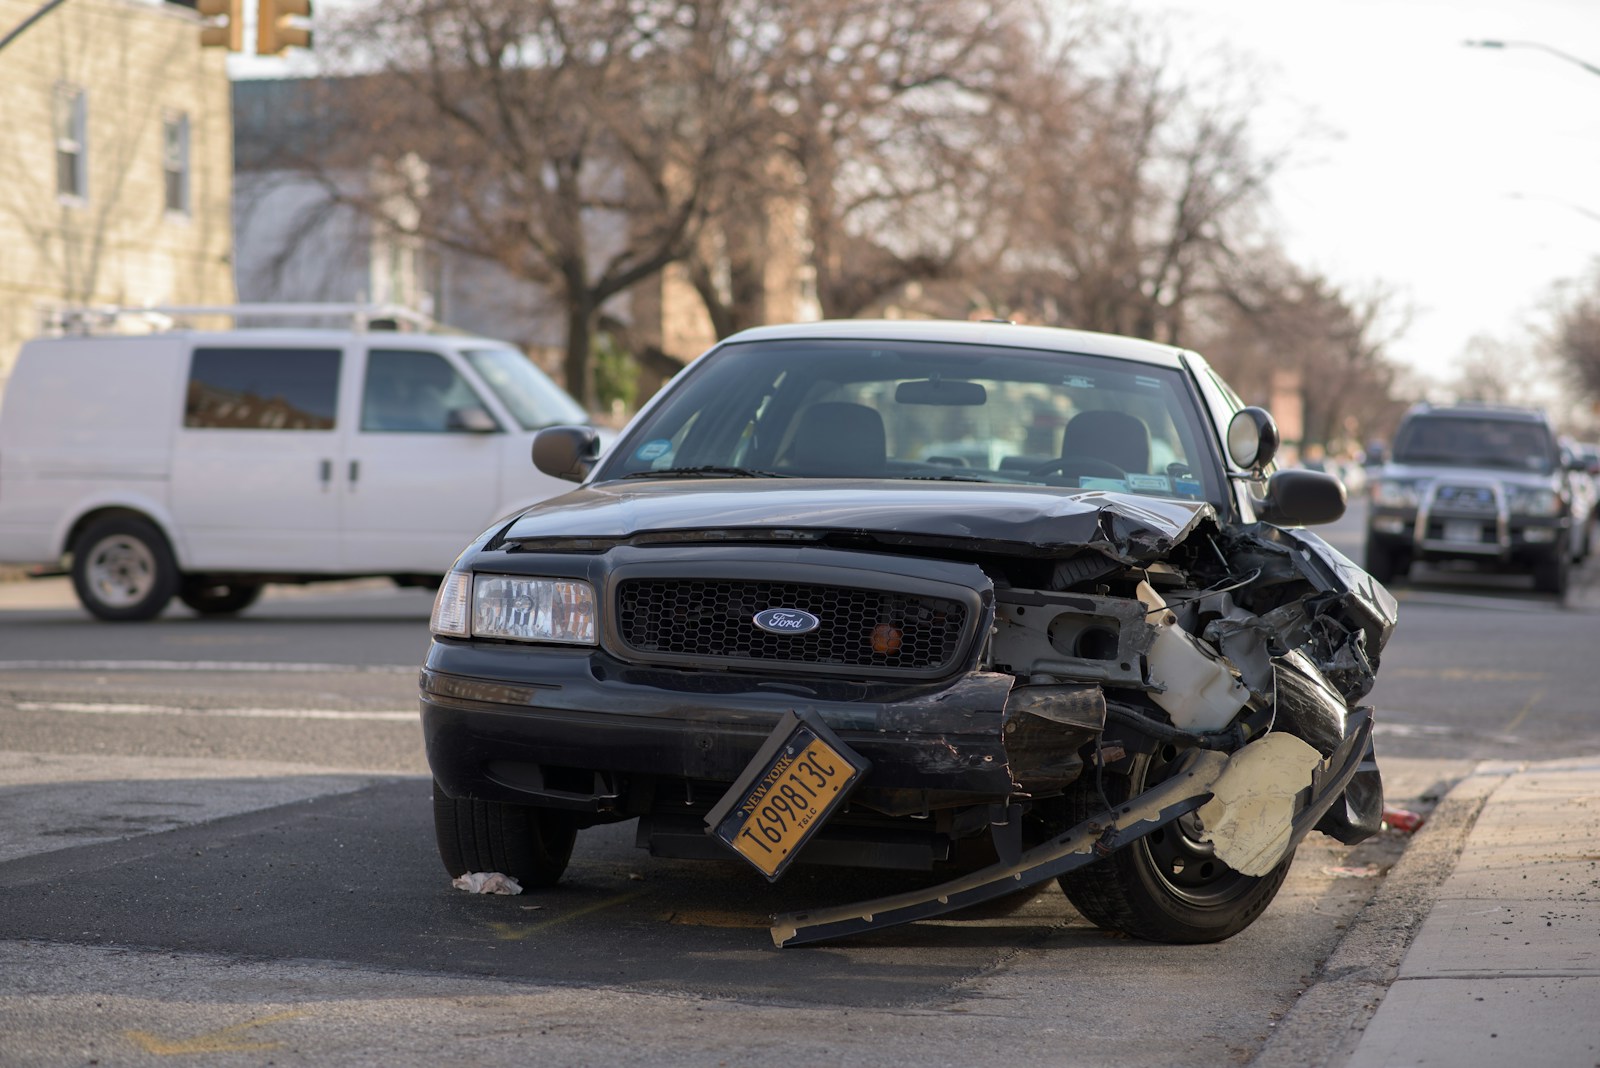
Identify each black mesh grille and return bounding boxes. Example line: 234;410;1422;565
615;579;969;672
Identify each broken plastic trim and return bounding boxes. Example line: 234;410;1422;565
770;708;1374;948
771;748;1230;947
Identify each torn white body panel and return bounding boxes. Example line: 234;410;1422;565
1197;733;1324;876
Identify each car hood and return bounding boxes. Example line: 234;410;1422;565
1378;461;1559;489
500;479;1218;561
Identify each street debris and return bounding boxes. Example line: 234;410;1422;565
451;871;523;895
1383;807;1426;834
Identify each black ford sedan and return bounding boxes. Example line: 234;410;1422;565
422;320;1396;947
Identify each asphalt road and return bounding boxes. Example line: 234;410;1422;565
1;502;1594;1066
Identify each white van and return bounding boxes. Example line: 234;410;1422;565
0;305;603;620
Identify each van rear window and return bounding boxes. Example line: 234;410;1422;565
185;348;341;430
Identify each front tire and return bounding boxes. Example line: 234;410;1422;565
433;781;577;889
1363;537;1406;586
70;516;179;622
1533;546;1570;596
1057;744;1293;944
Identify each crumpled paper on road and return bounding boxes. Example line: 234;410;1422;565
451;871;523;895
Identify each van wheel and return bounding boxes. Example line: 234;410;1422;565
178;579;263;616
432;780;577;889
70;517;179;622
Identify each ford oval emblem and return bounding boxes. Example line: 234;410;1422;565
753;607;821;635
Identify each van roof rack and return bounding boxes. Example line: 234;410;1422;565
39;302;436;336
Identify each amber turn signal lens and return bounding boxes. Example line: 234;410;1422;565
871;623;903;655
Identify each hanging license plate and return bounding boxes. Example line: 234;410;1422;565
705;710;869;881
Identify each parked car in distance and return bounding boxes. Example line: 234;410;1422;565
0;304;602;620
1561;438;1599;559
422;319;1394;949
1365;403;1587;594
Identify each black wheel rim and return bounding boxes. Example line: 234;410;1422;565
1134;743;1259;907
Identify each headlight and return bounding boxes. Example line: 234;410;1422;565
1507;486;1561;517
1371;479;1419;508
430;572;598;644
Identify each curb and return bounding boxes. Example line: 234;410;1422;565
1251;766;1510;1067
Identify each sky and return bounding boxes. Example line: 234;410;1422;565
1128;0;1600;386
234;0;1600;387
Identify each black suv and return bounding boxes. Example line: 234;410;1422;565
422;320;1394;948
1365;403;1583;594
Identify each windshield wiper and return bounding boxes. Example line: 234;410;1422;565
618;465;793;479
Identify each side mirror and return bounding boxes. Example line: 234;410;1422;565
1226;407;1280;472
446;406;498;433
532;425;601;482
1255;468;1346;526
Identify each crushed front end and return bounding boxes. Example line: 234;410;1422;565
421;483;1395;947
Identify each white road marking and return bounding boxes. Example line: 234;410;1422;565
16;701;416;722
0;660;413;673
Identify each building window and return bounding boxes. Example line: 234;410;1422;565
163;112;190;215
54;85;87;201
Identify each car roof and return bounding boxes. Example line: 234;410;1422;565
1403;403;1550;425
720;319;1191;369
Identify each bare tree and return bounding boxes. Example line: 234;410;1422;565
298;0;770;405
1199;256;1411;450
970;18;1287;347
1548;264;1600;405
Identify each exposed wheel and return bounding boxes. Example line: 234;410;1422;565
432;780;577;889
1363;537;1405;586
178;579;263;616
70;516;179;622
1533;546;1570;596
1056;743;1293;943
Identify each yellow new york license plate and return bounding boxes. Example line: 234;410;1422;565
709;717;866;880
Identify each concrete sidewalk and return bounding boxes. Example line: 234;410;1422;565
1262;756;1600;1068
1345;757;1600;1067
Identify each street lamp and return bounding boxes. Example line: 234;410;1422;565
1464;39;1600;79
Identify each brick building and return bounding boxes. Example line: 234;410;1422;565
0;0;235;391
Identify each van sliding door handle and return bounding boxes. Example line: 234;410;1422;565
348;460;360;485
319;459;332;485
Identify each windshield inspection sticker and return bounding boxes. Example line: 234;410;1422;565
1079;476;1129;492
635;439;672;462
1127;473;1171;493
1063;375;1095;389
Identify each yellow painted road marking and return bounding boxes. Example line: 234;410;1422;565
125;1010;302;1055
1503;687;1547;735
663;908;768;928
485;889;648;940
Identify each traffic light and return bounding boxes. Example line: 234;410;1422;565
197;0;243;51
257;0;313;55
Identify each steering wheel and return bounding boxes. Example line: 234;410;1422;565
1029;456;1129;481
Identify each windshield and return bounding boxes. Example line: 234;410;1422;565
1392;415;1556;474
463;348;589;430
595;338;1225;505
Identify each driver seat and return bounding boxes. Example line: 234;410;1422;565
1061;409;1150;474
786;402;887;476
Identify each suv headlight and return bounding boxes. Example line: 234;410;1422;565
1371;479;1420;508
430;572;598;644
1507;486;1562;517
